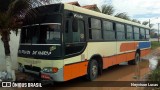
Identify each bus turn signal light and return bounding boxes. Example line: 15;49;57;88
52;67;58;73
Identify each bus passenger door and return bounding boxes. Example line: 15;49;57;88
63;18;88;81
64;18;86;61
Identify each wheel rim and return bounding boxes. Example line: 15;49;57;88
91;64;98;77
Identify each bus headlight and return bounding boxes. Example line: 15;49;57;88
42;67;58;73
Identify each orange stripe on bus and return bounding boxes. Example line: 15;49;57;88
63;61;88;81
103;51;136;69
63;49;150;81
116;53;127;64
126;52;135;61
103;49;150;69
103;56;116;69
141;49;151;57
120;42;138;52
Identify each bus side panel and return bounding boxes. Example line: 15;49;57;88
115;41;138;64
103;56;116;69
87;42;116;69
138;41;151;57
103;51;135;69
120;42;138;52
141;49;151;57
126;51;136;61
116;53;127;64
63;61;88;81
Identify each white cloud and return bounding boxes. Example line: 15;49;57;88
112;0;160;16
111;0;160;29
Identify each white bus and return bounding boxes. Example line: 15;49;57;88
18;3;151;82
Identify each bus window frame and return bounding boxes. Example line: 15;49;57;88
115;22;126;41
64;16;87;57
88;17;103;41
102;20;116;41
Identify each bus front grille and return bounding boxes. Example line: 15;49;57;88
24;65;41;72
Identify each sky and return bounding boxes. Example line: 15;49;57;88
61;0;160;30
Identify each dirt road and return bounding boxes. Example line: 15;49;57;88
0;59;151;90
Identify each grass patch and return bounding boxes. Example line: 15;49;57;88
151;41;160;50
149;67;160;82
148;59;160;90
148;67;160;90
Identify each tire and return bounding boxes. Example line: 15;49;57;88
86;60;98;81
128;53;140;65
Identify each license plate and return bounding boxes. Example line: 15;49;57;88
41;74;51;80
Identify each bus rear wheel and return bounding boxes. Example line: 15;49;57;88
128;53;140;65
86;59;98;81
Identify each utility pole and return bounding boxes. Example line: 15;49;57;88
149;19;151;28
158;23;160;42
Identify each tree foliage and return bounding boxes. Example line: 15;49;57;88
0;0;56;55
101;4;115;15
0;0;57;31
149;24;154;28
115;12;131;20
132;19;141;24
142;21;149;25
0;0;60;81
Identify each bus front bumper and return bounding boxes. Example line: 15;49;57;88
18;64;64;82
40;68;64;82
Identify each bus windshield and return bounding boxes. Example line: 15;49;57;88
20;24;61;44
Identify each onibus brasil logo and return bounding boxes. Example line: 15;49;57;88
1;82;42;87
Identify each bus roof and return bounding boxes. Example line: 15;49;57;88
63;3;150;29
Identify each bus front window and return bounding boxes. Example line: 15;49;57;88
21;24;61;44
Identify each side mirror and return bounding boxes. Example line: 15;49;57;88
72;19;78;32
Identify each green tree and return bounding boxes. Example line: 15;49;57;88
142;21;149;25
142;21;154;28
0;0;60;81
132;19;141;24
115;12;131;20
101;4;115;15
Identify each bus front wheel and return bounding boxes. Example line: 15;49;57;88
128;53;140;65
86;59;98;81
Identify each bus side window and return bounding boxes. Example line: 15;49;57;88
103;21;115;40
140;28;145;40
78;20;85;42
146;29;150;40
72;19;85;42
88;18;92;39
126;25;133;40
88;18;102;40
65;19;86;56
65;19;72;43
116;23;125;40
133;27;140;40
